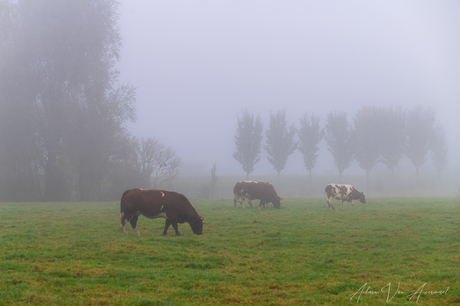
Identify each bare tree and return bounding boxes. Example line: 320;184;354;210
354;106;384;185
233;109;263;178
380;107;406;178
264;109;297;185
430;122;448;180
325;111;354;181
136;138;157;188
297;112;324;185
138;138;181;189
100;136;180;197
405;106;435;180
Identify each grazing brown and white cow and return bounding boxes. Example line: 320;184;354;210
120;188;203;236
325;184;366;210
233;181;282;209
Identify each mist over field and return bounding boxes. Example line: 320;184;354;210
117;1;460;197
1;0;459;201
1;3;460;303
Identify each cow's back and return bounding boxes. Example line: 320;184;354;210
326;184;352;199
238;181;266;198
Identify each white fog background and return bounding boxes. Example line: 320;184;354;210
117;1;460;183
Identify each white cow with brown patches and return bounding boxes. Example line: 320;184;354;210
325;184;366;210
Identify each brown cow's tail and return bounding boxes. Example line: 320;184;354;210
233;183;242;208
121;189;131;202
233;184;241;197
120;189;132;209
120;189;131;226
233;183;239;195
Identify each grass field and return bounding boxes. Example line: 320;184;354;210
0;197;459;305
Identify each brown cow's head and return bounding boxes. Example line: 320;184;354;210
359;192;366;204
272;197;282;209
190;216;204;235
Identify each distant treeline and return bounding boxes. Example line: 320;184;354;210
234;106;448;184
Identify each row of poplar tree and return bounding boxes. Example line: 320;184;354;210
0;0;181;201
233;106;448;182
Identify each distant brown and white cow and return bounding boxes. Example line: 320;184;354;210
120;188;203;236
233;181;282;209
325;184;366;210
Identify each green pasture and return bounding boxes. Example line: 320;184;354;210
0;198;459;305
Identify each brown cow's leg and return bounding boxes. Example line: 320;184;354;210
241;196;247;208
171;222;181;236
163;219;171;235
163;219;180;236
121;213;132;234
247;200;253;208
129;215;140;236
259;200;265;209
234;192;242;208
237;192;245;208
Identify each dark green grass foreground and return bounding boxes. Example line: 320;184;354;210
0;198;459;305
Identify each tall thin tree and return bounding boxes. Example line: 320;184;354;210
233;110;263;179
380;107;406;178
297;112;324;186
405;106;435;181
325;111;354;182
430;122;448;180
264;109;297;186
354;106;384;186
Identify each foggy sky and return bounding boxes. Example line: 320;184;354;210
117;1;460;177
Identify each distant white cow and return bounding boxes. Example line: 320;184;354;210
325;184;366;210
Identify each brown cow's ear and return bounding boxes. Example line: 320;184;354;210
200;216;204;220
